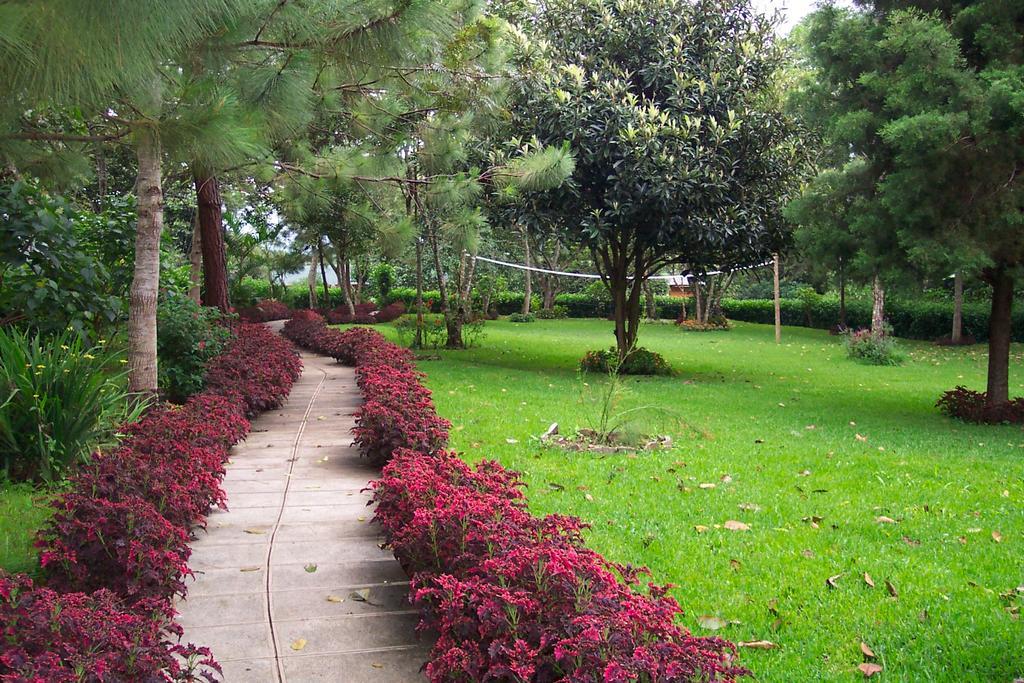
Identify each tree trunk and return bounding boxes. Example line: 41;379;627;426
985;268;1013;406
193;173;229;311
426;222;462;349
602;247;645;361
307;252;319;309
952;272;963;344
871;275;885;337
342;260;356;316
187;212;202;304
838;261;847;328
317;239;330;311
128;127;163;396
644;282;657;321
414;237;424;349
694;277;704;325
774;255;781;343
522;230;532;315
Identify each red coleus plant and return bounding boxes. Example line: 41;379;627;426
283;313;747;680
0;574;220;683
2;322;301;680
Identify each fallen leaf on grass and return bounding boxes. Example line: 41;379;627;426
875;516;897;524
730;559;742;571
584;493;594;502
993;530;1003;543
697;615;727;630
738;502;761;512
858;662;883;677
291;639;307;651
827;573;844;589
864;573;875;588
885;580;899;598
694;525;709;533
724;520;750;531
738;640;777;649
506;438;518;444
860;642;876;658
699;483;717;490
902;536;921;547
855;434;868;442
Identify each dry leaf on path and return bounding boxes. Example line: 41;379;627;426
239;566;261;573
326;595;345;603
290;639;307;651
243;528;266;535
304;564;317;573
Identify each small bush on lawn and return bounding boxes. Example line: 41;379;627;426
580;347;672;376
535;305;568;319
936;386;1024;424
844;327;905;366
157;294;232;402
0;326;146;483
678;317;731;331
507;312;536;322
393;314;448;349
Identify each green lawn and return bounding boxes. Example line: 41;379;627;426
366;318;1023;681
0;482;50;576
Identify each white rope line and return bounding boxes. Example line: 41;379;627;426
473;255;771;281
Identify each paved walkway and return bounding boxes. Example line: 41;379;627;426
176;342;428;682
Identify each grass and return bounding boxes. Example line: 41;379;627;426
359;317;1023;681
0;481;51;576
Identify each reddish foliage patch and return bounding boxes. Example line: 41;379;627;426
1;322;301;680
236;298;292;323
283;314;747;681
937;385;1024;424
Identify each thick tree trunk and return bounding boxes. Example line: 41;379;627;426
693;277;704;325
187;212;202;304
952;272;963;343
128;128;163;396
521;230;532;315
342;261;356;315
193;173;229;311
986;268;1013;406
307;252;319;309
871;275;886;337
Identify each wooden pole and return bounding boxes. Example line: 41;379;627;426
773;253;781;344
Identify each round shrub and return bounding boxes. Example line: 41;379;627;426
937;386;1024;424
579;347;672;376
156;294;232;403
844;328;905;366
535;305;569;319
507;312;536;323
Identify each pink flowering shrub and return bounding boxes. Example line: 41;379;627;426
0;574;219;682
284;313;747;680
1;322;301;680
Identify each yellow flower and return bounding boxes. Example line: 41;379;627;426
60;345;69;350
83;353;96;360
36;364;45;369
119;359;128;364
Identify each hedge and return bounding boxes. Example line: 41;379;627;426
720;297;1020;342
281;314;748;681
1;323;302;680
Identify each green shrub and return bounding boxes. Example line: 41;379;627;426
394;314;447;349
535;305;569;319
507;312;536;323
844;328;905;366
371;263;397;301
0;328;146;482
579;347;672;376
156;295;232;402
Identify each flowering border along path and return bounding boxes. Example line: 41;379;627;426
282;310;749;682
1;323;301;681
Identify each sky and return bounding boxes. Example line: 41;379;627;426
753;0;851;34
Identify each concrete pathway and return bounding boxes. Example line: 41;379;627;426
176;344;428;682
